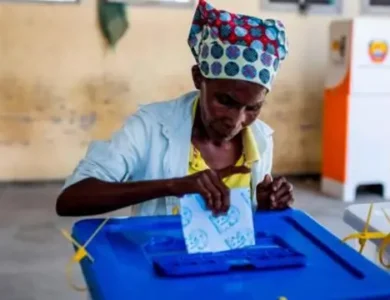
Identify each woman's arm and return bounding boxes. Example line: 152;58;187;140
56;166;249;217
56;114;155;216
56;178;179;216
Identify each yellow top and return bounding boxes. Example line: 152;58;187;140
171;98;260;215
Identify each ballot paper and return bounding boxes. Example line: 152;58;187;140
179;187;256;254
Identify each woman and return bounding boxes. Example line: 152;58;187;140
56;0;293;217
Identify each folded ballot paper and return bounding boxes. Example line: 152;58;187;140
179;187;256;254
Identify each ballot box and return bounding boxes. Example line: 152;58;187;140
322;18;390;202
71;209;390;300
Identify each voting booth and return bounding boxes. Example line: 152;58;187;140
321;18;390;202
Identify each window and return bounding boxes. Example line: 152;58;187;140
361;0;390;14
107;0;194;7
261;0;343;14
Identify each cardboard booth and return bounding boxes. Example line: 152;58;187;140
322;18;390;202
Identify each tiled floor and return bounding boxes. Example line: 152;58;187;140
0;179;384;300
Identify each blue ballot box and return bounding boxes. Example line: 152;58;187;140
72;209;390;300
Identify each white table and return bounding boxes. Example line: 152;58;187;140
343;202;390;269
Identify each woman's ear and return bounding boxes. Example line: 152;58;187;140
191;65;202;90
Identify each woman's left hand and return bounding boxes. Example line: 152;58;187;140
256;175;294;210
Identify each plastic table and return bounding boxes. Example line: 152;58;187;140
343;202;390;268
72;209;390;300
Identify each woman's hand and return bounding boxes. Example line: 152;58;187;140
256;175;294;210
171;166;250;215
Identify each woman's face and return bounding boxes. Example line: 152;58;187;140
192;66;268;142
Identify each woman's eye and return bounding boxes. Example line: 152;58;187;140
215;93;237;107
217;96;230;106
246;105;261;111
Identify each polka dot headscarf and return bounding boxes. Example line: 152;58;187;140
188;0;289;91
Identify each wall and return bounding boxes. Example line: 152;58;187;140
0;0;360;181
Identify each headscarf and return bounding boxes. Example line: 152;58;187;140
188;0;289;91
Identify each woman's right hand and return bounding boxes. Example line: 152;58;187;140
171;166;250;215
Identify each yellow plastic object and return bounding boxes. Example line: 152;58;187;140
343;203;390;269
172;206;180;215
61;218;110;292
